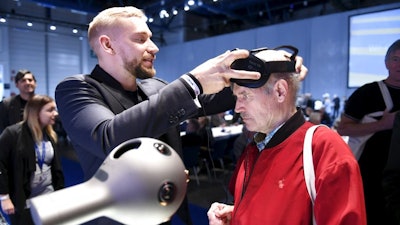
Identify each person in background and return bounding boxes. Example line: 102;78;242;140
337;39;400;225
207;48;366;225
0;69;37;134
0;95;65;225
210;112;228;127
181;118;203;148
332;94;341;120
322;92;332;118
383;111;400;224
198;116;214;149
300;92;315;113
313;100;333;127
54;6;307;225
231;126;254;164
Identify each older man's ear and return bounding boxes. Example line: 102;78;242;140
275;79;289;102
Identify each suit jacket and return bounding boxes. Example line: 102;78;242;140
0;95;26;134
55;65;235;225
0;122;65;212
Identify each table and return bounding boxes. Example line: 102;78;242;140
211;124;243;141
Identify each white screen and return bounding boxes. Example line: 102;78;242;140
348;7;400;88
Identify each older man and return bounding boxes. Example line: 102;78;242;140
207;48;366;225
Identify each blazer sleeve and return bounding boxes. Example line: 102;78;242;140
198;87;236;116
0;100;10;134
55;75;203;158
0;127;15;194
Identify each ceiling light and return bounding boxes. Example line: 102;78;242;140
172;8;178;15
27;22;33;27
184;5;190;11
49;25;56;30
187;0;195;6
0;18;6;23
159;9;169;19
72;28;78;33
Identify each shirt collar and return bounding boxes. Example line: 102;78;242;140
251;108;306;151
254;123;284;151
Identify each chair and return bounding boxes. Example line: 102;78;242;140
182;146;210;185
210;140;228;171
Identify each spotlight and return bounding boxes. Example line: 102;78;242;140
0;17;6;23
27;22;33;27
49;25;56;30
159;9;169;19
172;8;178;15
72;28;78;33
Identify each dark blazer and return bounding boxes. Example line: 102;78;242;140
55;65;235;225
0;122;65;212
0;95;26;134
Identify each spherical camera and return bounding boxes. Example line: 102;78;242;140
30;137;188;225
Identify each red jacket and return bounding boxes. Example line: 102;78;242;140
229;121;366;225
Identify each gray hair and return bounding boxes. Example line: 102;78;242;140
264;72;300;105
385;39;400;62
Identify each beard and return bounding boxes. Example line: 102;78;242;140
126;59;156;80
135;65;156;80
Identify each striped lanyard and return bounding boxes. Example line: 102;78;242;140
34;141;46;171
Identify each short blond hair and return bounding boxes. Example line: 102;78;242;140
88;6;146;50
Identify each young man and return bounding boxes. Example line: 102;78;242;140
208;48;366;225
0;69;37;134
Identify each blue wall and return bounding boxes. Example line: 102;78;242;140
0;2;399;102
155;3;400;101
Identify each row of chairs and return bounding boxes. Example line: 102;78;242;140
182;139;232;185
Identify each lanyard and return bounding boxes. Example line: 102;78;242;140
34;141;46;171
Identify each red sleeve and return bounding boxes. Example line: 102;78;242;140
314;156;367;225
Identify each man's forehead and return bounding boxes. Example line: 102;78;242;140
19;74;34;80
391;49;400;56
125;17;152;34
126;17;148;27
232;84;254;95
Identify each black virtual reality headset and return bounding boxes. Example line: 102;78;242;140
230;45;298;88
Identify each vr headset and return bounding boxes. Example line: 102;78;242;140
230;45;298;88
